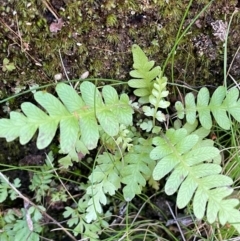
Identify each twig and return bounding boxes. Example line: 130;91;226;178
165;201;186;241
41;0;59;20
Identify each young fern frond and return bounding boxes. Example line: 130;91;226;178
128;44;170;130
128;44;161;104
175;86;240;130
0;81;133;156
63;198;108;239
151;127;240;231
142;73;170;123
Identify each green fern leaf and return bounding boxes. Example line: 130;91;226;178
224;87;240;122
209;86;229;129
185;92;196;124
0;176;21;203
128;44;161;104
197;87;212;129
151;127;238;224
63;204;107;239
80;114;99;150
149;76;170;109
175;86;240;130
80;81;133;138
0;82;133;158
56;83;84;112
86;152;122;222
121;140;154;201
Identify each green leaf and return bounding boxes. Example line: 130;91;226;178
97;110;119;136
80;81;103;108
0;112;26;142
185;93;196;124
0;82;133;162
150;127;237;225
2;58;15;72
56;83;84;112
60;117;79;153
128;44;161;104
197;87;211;129
121;143;154;201
0;187;8;202
34;91;69;116
86;153;122;222
176;86;240;130
80;114;99;150
175;101;185;119
21;102;58;149
210;86;230;129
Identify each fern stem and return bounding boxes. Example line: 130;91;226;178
166;201;186;241
0;78;124;104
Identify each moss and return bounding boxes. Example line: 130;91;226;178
0;0;239;99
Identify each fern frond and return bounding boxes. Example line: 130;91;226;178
128;44;161;104
0;82;133;156
175;86;240;130
29;152;54;202
142;74;170;123
63;202;108;239
121;138;155;201
149;75;170;109
151;127;238;225
86;152;122;222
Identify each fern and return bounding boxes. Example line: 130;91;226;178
0;177;21;203
64;190;109;239
151;126;240;232
0;207;44;241
1;43;240;238
63;206;107;240
128;44;161;104
121;138;155;201
175;86;240;130
0;81;133;161
142;74;170;124
128;44;170;132
29;153;54;202
85;152;122;222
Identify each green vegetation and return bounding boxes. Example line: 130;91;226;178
0;43;240;240
1;1;240;240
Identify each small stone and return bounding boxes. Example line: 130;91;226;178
54;73;62;81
